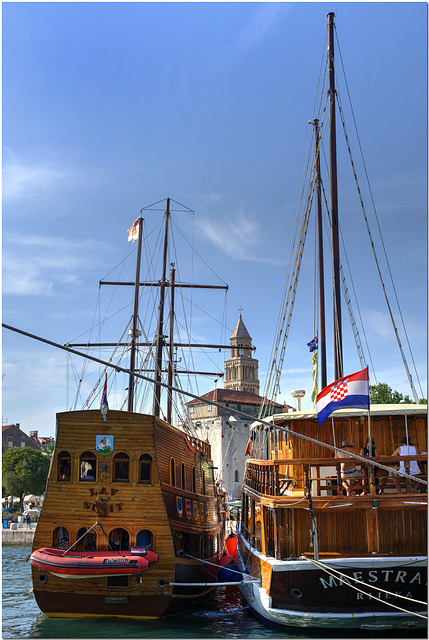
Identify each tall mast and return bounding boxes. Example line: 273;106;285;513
314;119;327;389
166;264;175;424
127;216;144;412
153;198;171;418
328;11;343;380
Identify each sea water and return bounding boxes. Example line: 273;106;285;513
2;546;425;639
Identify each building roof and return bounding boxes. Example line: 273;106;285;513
230;314;251;340
3;424;17;432
187;388;285;408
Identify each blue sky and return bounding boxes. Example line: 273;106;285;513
2;2;427;437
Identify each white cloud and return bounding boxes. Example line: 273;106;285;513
234;4;292;54
197;208;281;264
2;150;79;202
3;233;108;296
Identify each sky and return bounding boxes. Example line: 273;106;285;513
2;1;427;438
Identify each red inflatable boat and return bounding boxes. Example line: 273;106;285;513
30;547;159;579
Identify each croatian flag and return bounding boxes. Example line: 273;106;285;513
101;375;109;410
127;218;140;243
316;366;369;425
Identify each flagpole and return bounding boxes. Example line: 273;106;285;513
331;417;336;448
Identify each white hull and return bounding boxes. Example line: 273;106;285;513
237;537;427;630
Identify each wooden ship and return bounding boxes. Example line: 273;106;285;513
29;199;229;618
236;13;427;632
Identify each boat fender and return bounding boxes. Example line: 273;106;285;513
218;562;242;583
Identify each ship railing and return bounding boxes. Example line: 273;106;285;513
242;524;262;552
245;455;427;497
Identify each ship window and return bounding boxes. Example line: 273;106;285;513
181;463;186;490
58;451;71;482
136;529;153;549
113;453;129;482
192;466;196;493
174;531;185;553
76;527;96;551
109;527;129;551
139;454;152;484
80;451;96;481
170;458;176;487
53;526;69;550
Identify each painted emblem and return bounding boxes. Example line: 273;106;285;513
177;496;183;517
193;501;198;521
185;499;191;519
96;435;114;456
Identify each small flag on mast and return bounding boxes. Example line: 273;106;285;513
101;375;109;408
307;335;318;353
127;218;140;243
316;366;369;425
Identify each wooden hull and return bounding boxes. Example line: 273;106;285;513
238;406;428;630
31;410;226;619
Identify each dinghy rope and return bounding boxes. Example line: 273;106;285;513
303;554;427;619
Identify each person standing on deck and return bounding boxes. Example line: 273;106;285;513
336;440;363;496
360;437;388;495
391;437;421;493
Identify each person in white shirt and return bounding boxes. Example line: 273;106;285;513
391;437;421;493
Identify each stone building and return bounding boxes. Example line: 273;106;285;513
186;314;289;500
2;424;43;453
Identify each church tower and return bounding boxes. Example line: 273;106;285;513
224;313;259;394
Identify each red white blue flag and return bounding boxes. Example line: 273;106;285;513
316;366;369;425
101;375;109;410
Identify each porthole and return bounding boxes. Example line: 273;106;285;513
157;578;168;588
37;573;48;584
291;587;303;599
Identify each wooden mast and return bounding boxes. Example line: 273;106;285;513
167;264;176;424
127;216;144;412
153;198;171;418
314;119;327;389
327;11;343;380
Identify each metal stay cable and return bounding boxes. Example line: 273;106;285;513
334;36;422;402
61;521;100;556
3;322;427;487
304;555;427;618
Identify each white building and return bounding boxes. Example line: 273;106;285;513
187;314;290;500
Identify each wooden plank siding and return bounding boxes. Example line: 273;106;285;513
31;410;225;618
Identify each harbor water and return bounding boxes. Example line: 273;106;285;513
2;546;425;639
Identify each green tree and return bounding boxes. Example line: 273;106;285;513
2;447;50;512
369;382;415;404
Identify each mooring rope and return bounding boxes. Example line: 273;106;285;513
304;555;427;619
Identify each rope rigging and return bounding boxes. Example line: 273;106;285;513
260;23;423;419
334;31;422;402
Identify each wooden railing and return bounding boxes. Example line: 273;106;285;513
245;455;427;497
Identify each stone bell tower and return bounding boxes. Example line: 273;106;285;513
224;313;259;394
